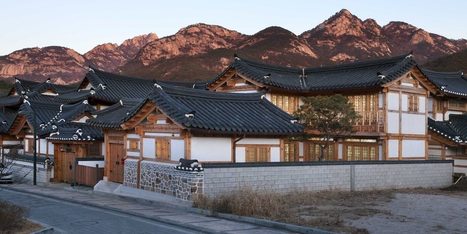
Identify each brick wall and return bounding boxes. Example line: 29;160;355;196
203;161;453;197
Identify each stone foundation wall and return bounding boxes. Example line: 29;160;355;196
139;160;203;200
123;159;138;188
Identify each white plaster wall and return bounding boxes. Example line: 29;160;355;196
298;142;304;157
127;151;140;157
2;140;21;145
237;138;280;145
338;143;343;160
143;138;155;158
48;142;54;155
419;96;426;113
127;134;140;139
236;147;246;162
401;114;426;135
388;140;399;158
402;140;425;158
39;139;47;154
231;90;259;94
387;112;399;134
378;93;384;108
145;132;179;137
78;160;105;168
170;139;184;161
435;113;444;121
388;92;399;110
378;145;383;160
401;94;408;111
191;137;231;162
102;143;106;158
271;147;280;162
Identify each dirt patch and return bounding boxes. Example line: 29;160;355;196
195;187;467;234
194;189;395;233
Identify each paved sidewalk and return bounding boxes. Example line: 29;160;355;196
0;184;291;234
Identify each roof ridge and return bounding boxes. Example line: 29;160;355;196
160;83;263;101
236;57;303;74
421;68;463;77
305;53;411;73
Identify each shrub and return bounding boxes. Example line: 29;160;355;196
0;201;27;231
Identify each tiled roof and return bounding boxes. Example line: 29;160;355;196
47;122;103;142
88;84;303;135
18;99;95;136
428;115;467;144
0;96;23;107
421;69;467;98
209;54;418;92
81;69;207;104
0;108;18;134
88;98;146;128
12;78;76;95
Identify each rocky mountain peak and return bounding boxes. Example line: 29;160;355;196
307;9;364;37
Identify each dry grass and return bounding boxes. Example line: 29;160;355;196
194;188;395;233
0;201;29;233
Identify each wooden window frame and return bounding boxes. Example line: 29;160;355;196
127;139;140;152
245;146;271;162
408;95;419;112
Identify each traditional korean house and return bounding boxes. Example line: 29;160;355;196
87;83;303;183
421;69;467;174
207;54;439;161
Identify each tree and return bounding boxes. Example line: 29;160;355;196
294;94;360;161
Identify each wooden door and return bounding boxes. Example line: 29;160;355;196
63;152;76;183
54;145;63;182
156;138;170;161
109;143;124;183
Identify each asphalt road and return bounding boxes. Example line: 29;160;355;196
0;188;200;234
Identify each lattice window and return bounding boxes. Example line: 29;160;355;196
270;94;299;114
307;143;334;161
283;142;297;162
408;95;419;112
245;146;270;162
346;145;377;161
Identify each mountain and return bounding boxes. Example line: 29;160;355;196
0;46;87;84
424;49;467;73
84;33;158;72
1;9;466;84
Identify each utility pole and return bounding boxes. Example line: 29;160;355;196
33;111;37;185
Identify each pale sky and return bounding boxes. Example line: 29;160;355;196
1;0;466;55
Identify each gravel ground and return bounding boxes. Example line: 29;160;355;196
348;191;467;234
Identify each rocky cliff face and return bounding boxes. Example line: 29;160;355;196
0;46;87;83
84;33;158;71
1;9;466;84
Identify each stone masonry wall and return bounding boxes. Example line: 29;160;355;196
139;160;203;200
203;161;453;197
123;159;138;188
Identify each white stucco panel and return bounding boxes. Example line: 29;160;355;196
387;112;399;134
401;94;408;111
402;140;425;158
387;92;399;110
419;96;426;113
191;137;231;162
270;147;280;162
401;114;426;135
142;138;155;158
170;139;185;161
388;140;399;158
237;138;280;145
236;147;246;163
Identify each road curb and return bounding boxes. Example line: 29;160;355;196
28;218;56;234
0;185;243;234
192;208;332;234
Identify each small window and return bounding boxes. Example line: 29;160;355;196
408;95;419;112
245;146;270;162
128;139;139;151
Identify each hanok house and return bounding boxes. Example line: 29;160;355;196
87;83;303;184
423;69;467;174
207;54;439;161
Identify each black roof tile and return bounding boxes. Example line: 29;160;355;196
47;122;103;142
209;54;417;92
428;115;467;144
421;69;467;98
88;83;303;135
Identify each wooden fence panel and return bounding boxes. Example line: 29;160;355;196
75;165;104;187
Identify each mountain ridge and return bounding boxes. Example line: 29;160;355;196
1;9;466;84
